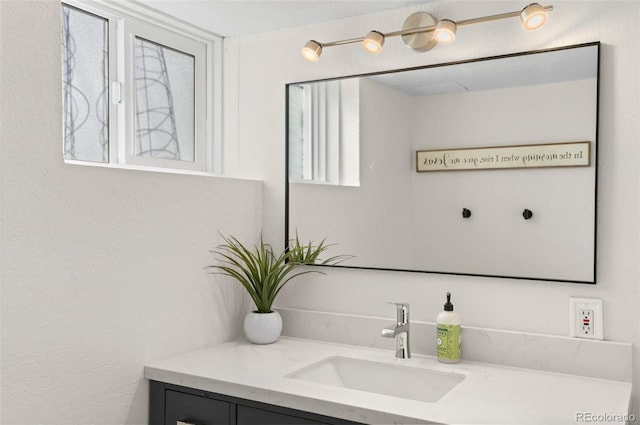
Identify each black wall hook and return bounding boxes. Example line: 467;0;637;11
522;209;533;220
462;208;472;218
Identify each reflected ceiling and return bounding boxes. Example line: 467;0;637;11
369;46;599;96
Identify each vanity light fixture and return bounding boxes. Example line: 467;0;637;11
521;3;548;30
434;19;457;44
301;40;322;62
363;31;385;53
301;3;552;62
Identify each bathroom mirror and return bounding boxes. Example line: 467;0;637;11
286;42;599;283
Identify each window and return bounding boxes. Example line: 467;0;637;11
61;0;221;173
61;5;109;163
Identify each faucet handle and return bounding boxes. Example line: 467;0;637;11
386;302;409;324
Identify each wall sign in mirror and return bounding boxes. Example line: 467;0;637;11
286;42;599;284
416;141;591;172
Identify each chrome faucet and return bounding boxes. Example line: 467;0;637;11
381;302;411;359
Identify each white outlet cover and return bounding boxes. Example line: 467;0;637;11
569;297;603;340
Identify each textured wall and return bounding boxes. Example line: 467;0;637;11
0;1;261;423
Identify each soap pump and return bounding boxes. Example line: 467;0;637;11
436;292;461;363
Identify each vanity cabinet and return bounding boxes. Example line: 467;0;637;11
149;381;363;425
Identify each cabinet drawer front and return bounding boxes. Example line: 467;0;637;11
237;405;325;425
165;390;230;425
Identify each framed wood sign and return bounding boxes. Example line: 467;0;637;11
416;141;590;172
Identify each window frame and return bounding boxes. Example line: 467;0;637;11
61;0;222;174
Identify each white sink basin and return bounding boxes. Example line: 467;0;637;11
286;356;465;403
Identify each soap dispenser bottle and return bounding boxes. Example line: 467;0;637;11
437;292;461;363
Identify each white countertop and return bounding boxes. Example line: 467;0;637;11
144;337;632;425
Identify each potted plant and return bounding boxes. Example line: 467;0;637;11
208;233;348;344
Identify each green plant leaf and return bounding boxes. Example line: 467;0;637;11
207;232;349;313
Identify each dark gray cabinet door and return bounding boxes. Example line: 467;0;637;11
150;381;363;425
165;389;230;425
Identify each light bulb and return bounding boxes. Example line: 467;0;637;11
434;19;457;44
521;3;547;30
363;31;385;54
301;40;322;62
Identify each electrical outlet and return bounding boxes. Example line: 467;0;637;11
570;298;603;340
580;309;594;336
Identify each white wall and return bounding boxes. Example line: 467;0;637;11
1;1;260;423
227;0;640;413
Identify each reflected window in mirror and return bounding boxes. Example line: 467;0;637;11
288;80;360;186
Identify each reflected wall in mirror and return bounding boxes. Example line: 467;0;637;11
286;42;599;283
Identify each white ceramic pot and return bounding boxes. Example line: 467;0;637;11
243;310;283;344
